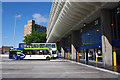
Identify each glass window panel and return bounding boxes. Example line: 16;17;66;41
80;18;101;45
46;44;51;48
52;44;55;48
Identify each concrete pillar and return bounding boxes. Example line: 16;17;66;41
61;47;65;58
71;44;76;60
71;31;78;60
60;38;65;58
101;9;112;66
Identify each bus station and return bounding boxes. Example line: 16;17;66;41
47;1;120;70
1;0;120;79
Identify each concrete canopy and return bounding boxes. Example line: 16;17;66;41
46;1;118;42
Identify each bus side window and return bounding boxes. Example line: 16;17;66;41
43;50;49;55
39;50;43;55
27;51;29;55
30;51;32;55
36;50;39;55
23;50;27;55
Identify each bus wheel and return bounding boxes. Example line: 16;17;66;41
17;57;21;60
46;57;50;60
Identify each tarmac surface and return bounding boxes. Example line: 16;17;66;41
0;55;120;79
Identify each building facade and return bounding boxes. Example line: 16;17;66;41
0;46;13;54
47;1;120;68
24;20;46;37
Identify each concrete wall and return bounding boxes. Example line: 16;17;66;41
101;9;113;66
71;31;79;60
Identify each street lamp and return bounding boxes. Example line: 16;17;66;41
13;12;18;47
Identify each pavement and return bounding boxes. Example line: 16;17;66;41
0;55;120;79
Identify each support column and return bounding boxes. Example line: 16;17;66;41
71;31;78;61
60;38;65;58
101;9;112;66
71;44;76;60
61;47;65;58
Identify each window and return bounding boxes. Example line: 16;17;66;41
26;45;31;48
112;7;120;41
10;51;17;58
20;44;24;48
52;44;55;48
40;44;45;48
81;18;101;46
117;12;120;40
24;44;27;48
39;50;43;55
52;51;56;54
46;44;51;48
23;50;31;55
43;50;49;55
80;50;84;59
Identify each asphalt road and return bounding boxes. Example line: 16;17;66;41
0;56;120;79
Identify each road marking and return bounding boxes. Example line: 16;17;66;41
0;55;9;57
70;60;119;75
1;61;69;64
2;71;98;75
50;59;69;62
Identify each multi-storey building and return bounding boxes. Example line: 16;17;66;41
24;20;46;37
47;1;120;68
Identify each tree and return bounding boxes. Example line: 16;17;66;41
23;30;46;43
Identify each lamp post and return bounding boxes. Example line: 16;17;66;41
13;12;18;48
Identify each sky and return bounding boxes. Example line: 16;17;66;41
2;2;52;48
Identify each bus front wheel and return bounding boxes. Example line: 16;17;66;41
17;57;21;60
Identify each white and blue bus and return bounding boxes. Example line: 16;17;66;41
19;43;58;58
9;48;51;60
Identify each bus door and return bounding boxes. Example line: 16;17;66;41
9;51;18;59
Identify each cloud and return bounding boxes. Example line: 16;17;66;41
32;13;48;24
15;15;21;18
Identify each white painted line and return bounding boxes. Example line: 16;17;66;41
50;60;68;62
1;61;67;64
0;55;9;57
65;72;98;74
70;60;119;75
2;72;98;74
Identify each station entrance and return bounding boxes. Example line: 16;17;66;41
76;48;102;65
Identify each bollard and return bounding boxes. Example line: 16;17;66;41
95;49;97;65
77;51;79;62
113;47;117;66
68;52;69;60
84;49;86;64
